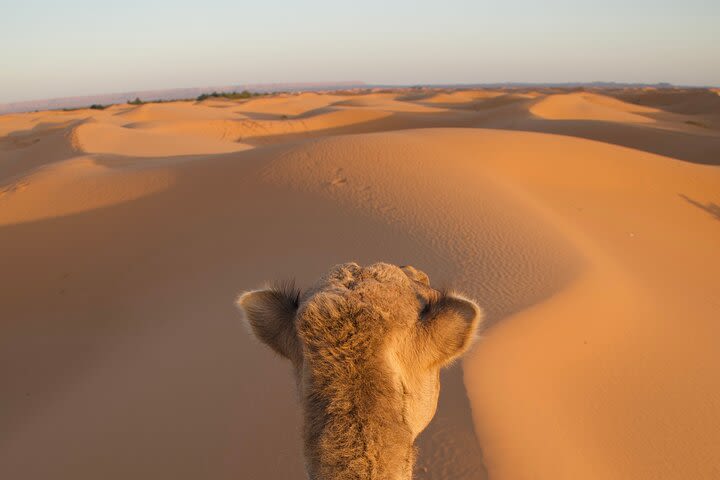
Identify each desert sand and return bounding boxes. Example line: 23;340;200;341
1;88;719;480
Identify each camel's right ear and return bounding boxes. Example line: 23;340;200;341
236;285;301;362
415;292;483;369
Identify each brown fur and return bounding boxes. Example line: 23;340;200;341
237;263;483;480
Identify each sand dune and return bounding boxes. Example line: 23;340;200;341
333;93;448;112
0;156;175;225
127;108;392;143
443;93;535;112
113;101;246;122
0;119;85;180
1;89;719;480
530;92;657;123
71;121;251;156
419;90;504;104
231;92;347;117
0;110;90;137
610;88;720;114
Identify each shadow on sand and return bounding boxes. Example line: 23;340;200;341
679;193;720;221
415;365;488;480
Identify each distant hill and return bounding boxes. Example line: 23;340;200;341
0;82;366;114
2;81;714;115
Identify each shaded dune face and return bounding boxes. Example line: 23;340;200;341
238;262;483;480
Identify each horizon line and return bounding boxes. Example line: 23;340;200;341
1;80;718;115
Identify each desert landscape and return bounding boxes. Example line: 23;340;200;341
1;87;719;480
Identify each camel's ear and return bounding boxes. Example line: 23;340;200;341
236;284;301;362
415;293;483;368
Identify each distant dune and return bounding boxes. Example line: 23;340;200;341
529;92;659;123
1;87;719;480
3;82;714;115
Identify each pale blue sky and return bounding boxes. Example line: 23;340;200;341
1;0;718;102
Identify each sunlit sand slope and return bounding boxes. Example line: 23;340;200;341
1;90;719;480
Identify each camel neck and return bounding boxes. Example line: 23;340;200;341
303;411;415;480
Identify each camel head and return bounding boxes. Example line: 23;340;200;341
236;262;483;480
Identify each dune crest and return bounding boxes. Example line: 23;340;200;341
420;90;504;104
530;92;657;123
0;156;175;226
113;101;247;122
71;121;252;156
231;92;346;116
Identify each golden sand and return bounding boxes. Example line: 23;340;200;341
1;89;718;480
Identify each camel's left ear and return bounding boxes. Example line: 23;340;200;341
236;283;301;362
415;293;483;368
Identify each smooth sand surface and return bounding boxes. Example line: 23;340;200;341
1;89;719;480
530;92;658;123
421;91;503;104
231;92;347;117
71;122;253;156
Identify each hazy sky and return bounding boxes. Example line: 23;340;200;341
1;0;718;102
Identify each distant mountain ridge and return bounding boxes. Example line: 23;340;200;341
0;82;366;114
1;81;713;114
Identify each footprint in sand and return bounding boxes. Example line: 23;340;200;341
328;177;348;187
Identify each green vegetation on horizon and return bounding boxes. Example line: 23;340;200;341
196;90;264;101
54;91;268;112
